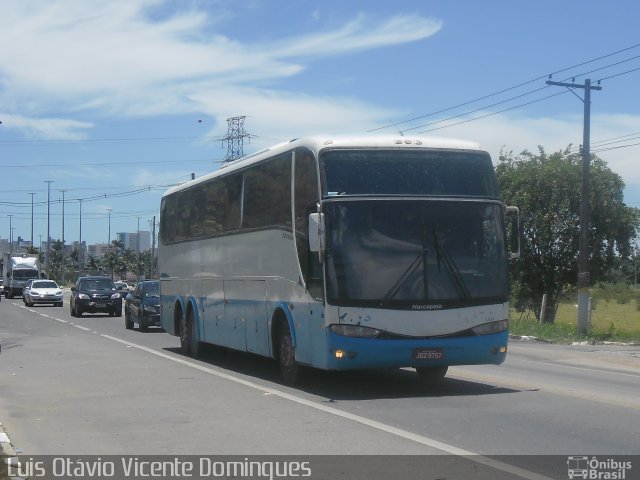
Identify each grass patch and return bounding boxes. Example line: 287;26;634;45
510;293;640;343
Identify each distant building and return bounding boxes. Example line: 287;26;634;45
88;243;111;259
116;231;151;252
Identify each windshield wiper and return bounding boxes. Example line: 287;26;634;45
379;248;428;307
433;229;471;300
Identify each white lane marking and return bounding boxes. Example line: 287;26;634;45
449;368;640;410
538;361;640;378
74;325;91;331
52;318;67;323
100;334;551;480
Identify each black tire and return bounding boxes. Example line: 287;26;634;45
278;322;300;385
416;366;448;389
124;310;134;330
139;314;148;332
114;308;122;318
57;302;63;307
70;303;76;317
180;308;200;357
76;306;83;318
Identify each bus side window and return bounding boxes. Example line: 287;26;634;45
295;149;322;298
223;174;242;231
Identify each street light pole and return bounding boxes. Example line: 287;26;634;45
79;198;83;276
107;208;113;280
137;216;140;281
28;192;36;251
60;189;68;284
8;214;13;254
45;180;54;276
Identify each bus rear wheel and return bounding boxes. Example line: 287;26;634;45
278;324;300;385
180;308;200;357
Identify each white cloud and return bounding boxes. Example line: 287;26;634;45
435;112;640;196
0;112;93;139
269;13;443;59
0;1;439;122
191;86;403;141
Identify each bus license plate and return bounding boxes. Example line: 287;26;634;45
413;349;444;361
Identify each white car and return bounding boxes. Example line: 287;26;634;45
23;279;64;307
114;281;131;298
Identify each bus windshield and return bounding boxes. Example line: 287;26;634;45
324;200;508;308
321;149;499;197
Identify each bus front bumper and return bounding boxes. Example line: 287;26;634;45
320;330;508;371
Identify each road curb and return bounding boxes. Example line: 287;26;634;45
508;334;552;343
0;423;15;456
509;334;640;347
0;423;25;480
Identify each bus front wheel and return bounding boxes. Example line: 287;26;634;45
278;324;300;385
415;366;448;389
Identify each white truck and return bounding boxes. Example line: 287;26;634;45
2;253;41;299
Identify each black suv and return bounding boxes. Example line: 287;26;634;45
70;276;122;317
124;280;161;331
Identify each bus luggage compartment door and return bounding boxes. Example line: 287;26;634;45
224;280;268;355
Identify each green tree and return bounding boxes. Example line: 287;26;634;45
87;255;101;274
496;146;640;323
47;240;64;283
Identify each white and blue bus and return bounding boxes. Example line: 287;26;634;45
158;135;519;385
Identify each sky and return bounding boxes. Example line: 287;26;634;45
1;0;640;248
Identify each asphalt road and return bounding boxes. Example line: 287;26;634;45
1;294;638;479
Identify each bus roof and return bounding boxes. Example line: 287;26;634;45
162;135;487;197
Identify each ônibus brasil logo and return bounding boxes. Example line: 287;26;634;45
567;456;632;480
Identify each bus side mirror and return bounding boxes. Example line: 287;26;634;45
308;213;325;253
505;206;520;260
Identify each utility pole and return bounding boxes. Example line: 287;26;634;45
221;115;250;162
546;77;602;334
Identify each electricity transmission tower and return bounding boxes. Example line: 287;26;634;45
222;116;250;162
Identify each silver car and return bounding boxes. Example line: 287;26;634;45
23;279;64;307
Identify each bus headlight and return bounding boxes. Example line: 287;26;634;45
330;324;381;338
471;320;508;336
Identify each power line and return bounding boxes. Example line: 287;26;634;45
370;42;640;133
0;157;223;168
597;65;640;82
401;84;554;133
0;135;226;145
415;90;570;134
592;141;640;153
409;61;640;136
